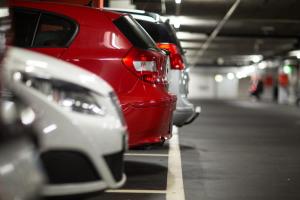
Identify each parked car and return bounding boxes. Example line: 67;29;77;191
0;3;45;199
105;8;200;127
0;11;44;200
3;47;127;196
10;0;176;147
0;89;45;200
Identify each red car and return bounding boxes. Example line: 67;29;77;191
10;1;176;147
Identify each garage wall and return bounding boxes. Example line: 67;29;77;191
189;73;215;99
216;77;238;99
189;68;239;99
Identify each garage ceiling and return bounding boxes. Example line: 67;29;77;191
132;0;300;67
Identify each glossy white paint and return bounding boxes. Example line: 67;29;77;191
3;47;127;196
0;139;44;200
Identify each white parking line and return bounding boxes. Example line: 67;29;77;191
106;126;185;197
125;153;169;157
166;126;185;200
106;189;166;194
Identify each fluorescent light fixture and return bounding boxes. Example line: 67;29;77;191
250;55;263;63
0;8;9;18
236;65;257;79
175;0;181;4
166;16;218;26
215;74;223;82
227;73;235;80
176;32;207;40
180;42;204;48
236;72;246;79
288;50;300;59
258;62;267;69
217;58;224;65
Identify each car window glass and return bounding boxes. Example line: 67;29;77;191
33;14;76;47
164;22;185;54
114;15;158;50
137;19;185;54
137;20;170;43
12;9;39;47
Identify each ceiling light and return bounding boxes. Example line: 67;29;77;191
176;32;207;40
288;50;300;59
0;8;9;18
175;0;181;4
217;58;224;65
251;55;262;63
227;73;235;80
215;74;223;82
258;62;267;69
236;72;246;79
174;21;181;29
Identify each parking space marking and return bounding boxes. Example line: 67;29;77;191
125;153;169;157
106;189;166;194
166;127;185;200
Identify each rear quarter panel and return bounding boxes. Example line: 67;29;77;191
61;12;138;95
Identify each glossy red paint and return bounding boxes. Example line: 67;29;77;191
11;0;176;147
122;47;168;84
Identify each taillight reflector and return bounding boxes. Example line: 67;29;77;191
123;48;165;84
157;43;185;70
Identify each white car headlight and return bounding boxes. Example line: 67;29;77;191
13;72;106;116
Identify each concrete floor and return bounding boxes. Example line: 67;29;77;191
88;99;300;200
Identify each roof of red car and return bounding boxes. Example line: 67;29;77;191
10;0;125;25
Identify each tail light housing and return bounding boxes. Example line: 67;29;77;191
122;47;167;84
157;43;185;70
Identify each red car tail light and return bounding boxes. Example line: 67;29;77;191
123;47;167;84
157;43;185;70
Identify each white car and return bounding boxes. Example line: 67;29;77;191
0;93;45;200
3;47;127;196
0;129;44;200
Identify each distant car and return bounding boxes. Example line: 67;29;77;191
3;47;127;196
106;8;200;127
11;0;176;147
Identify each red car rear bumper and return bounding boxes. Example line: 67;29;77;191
121;93;176;147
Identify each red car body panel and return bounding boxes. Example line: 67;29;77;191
11;0;176;147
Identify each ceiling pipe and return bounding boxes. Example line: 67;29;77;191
191;0;241;66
